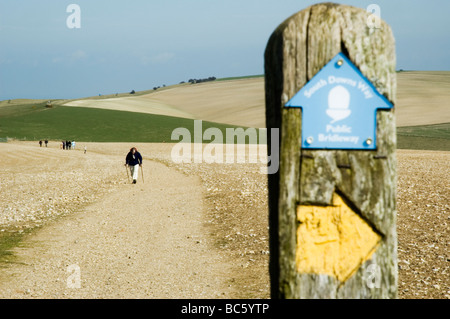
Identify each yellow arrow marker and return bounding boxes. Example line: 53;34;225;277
296;193;381;282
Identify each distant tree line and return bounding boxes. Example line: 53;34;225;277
152;76;217;91
187;76;216;84
153;84;166;91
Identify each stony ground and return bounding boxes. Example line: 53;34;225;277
396;150;449;299
0;141;448;299
0;142;237;298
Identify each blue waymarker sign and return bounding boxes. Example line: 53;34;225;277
285;52;393;150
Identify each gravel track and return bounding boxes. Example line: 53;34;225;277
0;142;236;298
0;142;448;299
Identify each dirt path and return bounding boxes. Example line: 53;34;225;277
1;142;448;299
0;144;235;298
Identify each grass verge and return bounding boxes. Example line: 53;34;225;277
397;123;450;151
0;230;30;266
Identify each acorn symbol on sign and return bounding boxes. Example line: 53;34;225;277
326;85;351;123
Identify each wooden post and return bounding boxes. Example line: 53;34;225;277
265;3;397;298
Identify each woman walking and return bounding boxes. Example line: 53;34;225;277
125;147;143;184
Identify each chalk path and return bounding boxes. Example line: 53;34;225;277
0;156;235;298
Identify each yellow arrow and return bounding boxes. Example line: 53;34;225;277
296;193;381;282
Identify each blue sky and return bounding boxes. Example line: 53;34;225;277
1;0;449;100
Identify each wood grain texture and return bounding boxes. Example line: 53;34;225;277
265;2;397;299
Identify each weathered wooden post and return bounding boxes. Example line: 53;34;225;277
265;3;397;298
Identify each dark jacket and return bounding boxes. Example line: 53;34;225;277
126;151;143;166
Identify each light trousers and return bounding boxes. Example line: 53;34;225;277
130;164;139;180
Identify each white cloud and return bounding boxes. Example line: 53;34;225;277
70;50;88;60
52;50;88;64
151;52;175;64
52;57;63;64
132;51;176;66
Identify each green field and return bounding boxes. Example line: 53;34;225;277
0;103;255;143
1;101;449;150
397;123;450;151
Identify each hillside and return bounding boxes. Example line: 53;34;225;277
60;72;450;128
63;77;265;128
1;73;449;150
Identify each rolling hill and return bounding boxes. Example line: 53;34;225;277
60;72;450;128
1;73;449;150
